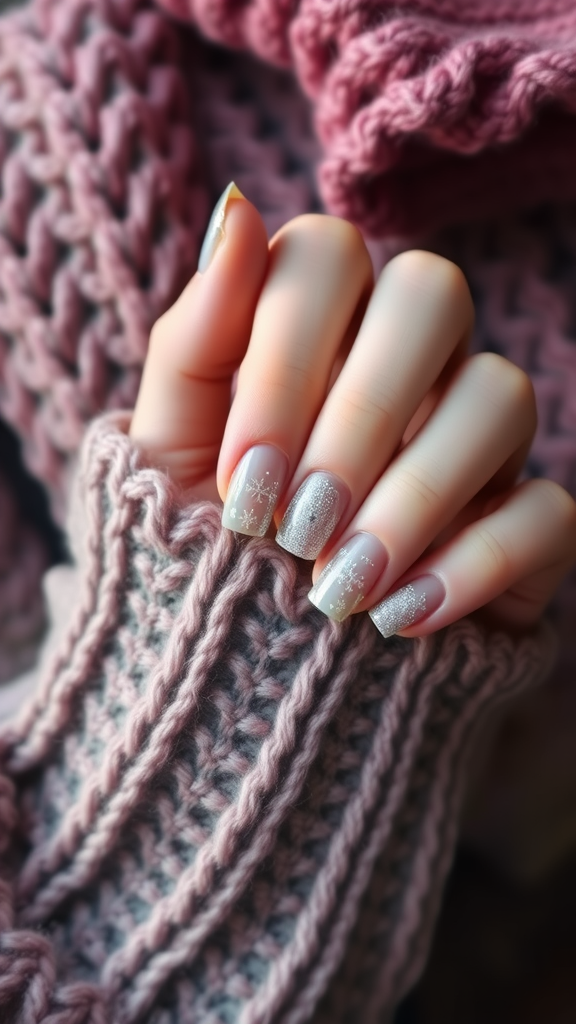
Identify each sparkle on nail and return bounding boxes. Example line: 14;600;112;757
371;583;427;638
230;507;237;519
336;561;365;593
277;475;342;559
361;555;375;566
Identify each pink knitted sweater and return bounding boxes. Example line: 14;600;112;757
0;1;574;1022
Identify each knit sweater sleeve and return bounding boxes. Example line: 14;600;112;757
0;412;558;1024
157;0;576;238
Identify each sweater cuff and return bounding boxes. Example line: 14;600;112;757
0;411;558;1023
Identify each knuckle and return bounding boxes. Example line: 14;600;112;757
394;461;443;511
469;352;536;409
387;250;471;304
534;479;576;532
281;213;370;267
336;387;395;433
474;523;511;575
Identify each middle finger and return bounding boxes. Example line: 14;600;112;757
275;249;474;558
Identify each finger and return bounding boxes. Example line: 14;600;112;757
130;183;269;492
367;478;576;638
308;352;537;621
274;250;473;559
429;433;534;551
217;214;374;535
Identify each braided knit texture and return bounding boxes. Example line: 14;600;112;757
158;0;576;236
0;412;558;1024
0;0;207;524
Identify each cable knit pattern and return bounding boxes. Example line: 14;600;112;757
0;1;572;1021
0;413;557;1024
157;0;576;235
0;0;206;523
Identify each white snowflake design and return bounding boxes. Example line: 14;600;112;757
245;476;279;506
336;560;365;594
240;508;258;530
360;554;375;567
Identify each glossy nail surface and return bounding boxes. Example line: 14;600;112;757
222;445;289;537
308;532;388;621
369;574;446;638
198;181;245;273
275;472;350;560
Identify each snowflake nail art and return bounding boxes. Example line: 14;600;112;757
246;475;279;506
336;561;365;594
222;445;288;537
308;533;388;623
240;508;258;530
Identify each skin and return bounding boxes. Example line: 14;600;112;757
130;195;576;638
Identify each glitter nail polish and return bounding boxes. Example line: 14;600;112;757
308;532;388;621
275;472;350;560
369;574;446;638
222;445;289;537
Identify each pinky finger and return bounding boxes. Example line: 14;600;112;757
369;479;576;639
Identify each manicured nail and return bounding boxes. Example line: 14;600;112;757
198;181;245;273
369;574;446;638
275;472;350;560
222;444;289;538
308;532;388;622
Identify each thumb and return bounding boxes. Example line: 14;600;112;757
129;183;269;499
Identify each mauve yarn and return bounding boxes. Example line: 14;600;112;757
0;0;573;1022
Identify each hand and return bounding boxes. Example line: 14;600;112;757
129;185;576;639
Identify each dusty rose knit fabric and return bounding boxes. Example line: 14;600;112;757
0;0;207;524
0;0;573;1022
158;0;576;237
0;412;557;1024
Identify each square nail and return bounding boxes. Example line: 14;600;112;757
222;445;289;537
369;574;446;638
308;532;388;621
275;472;350;560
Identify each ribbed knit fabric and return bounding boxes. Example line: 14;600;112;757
0;412;557;1024
0;0;573;1022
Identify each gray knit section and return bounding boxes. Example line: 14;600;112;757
0;415;557;1024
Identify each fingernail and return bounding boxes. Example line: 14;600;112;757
308;532;388;622
369;574;446;638
275;472;350;560
222;445;289;538
198;181;245;273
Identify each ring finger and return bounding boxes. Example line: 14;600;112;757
307;351;537;622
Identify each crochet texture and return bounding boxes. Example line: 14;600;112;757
0;412;557;1024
